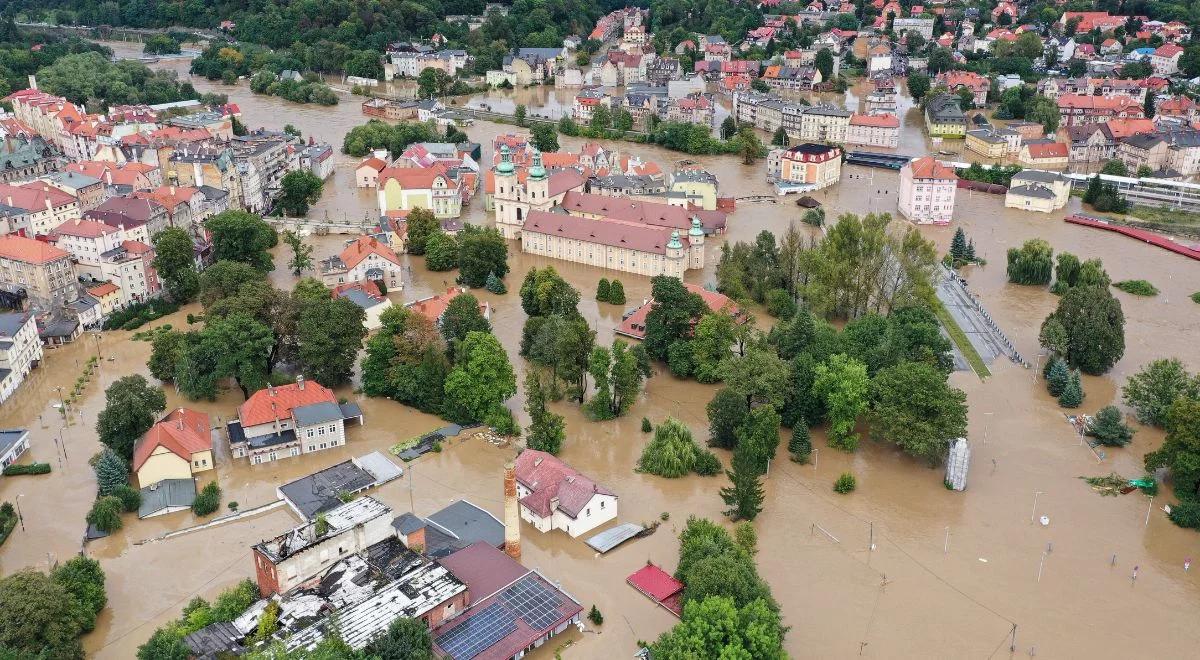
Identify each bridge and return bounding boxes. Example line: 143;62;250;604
845;151;915;170
735;195;778;203
263;216;374;236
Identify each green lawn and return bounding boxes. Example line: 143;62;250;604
933;301;991;379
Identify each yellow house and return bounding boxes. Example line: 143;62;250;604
132;408;214;488
925;94;967;138
965;130;1008;159
376;166;463;219
669;170;719;210
86;282;121;317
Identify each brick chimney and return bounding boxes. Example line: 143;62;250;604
504;460;521;560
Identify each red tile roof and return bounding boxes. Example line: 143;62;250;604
437;541;527;605
87;282;119;297
238;379;338;427
132;408;212;472
626;562;684;615
377;165;457;190
131;186;200;213
0;234;70;264
616;283;744;340
338;236;402;271
559;191;724;232
905;156;957;180
523;210;685;256
405;287;489;323
357;156;387;172
851;113;900;128
52;218;122;239
0;181;77;212
514;449;614;519
1024;142;1068;159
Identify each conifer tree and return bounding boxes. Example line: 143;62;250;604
788;423;812;463
609;279;626;304
596;278;611;303
484;271;507;294
1087;405;1134;446
94;449;129;496
950;227;968;262
1046;359;1070;397
1058;371;1084;408
720;445;765;521
965;239;976;262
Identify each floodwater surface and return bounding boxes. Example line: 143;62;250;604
0;42;1198;659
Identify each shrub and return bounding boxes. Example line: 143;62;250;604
112;485;142;512
2;462;51;476
1168;500;1200;529
641;417;653;433
693;449;722;476
608;280;626;304
1192;292;1200;304
637;418;713;477
87;496;124;532
1086;405;1134;447
596;278;611;303
485;407;520;436
789;425;812;464
588;605;604;625
834;472;857;494
192;481;221;516
1113;280;1159;296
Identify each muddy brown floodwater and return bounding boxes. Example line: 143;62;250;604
0;42;1197;659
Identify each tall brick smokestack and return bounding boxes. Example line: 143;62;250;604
504;460;521;560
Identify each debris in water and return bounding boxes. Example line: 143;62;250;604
1080;473;1129;497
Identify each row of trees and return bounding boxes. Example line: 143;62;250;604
420;223;511;289
34;51;199;108
1127;359;1200;529
247;68;339;105
341;119;443;159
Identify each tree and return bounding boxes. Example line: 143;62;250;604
814;47;834;80
405;208;440;255
869;362;968;465
586;340;647;419
192;481;221;516
638;418;709;477
52;555;107;632
204;210;276;271
152;227;200;302
530;123;559;152
1145;397;1200;501
707;388;749;450
514;104;527;126
1059;371;1084;408
789;424;812;463
771;126;789;147
651;596;785;660
907;72;931;101
1123;359;1198;427
443;332;517;424
751;78;770;93
0;570;90;659
1100;159;1129;176
281;229;314;275
813;354;869;451
199;260;265;307
277;170;323;216
296;297;366;386
1046;358;1070;397
643;276;708;360
138;629;190;660
734;405;782;474
1143;91;1156;119
609;279;626;304
458;225;509;287
525;371;565;454
834;472;857;493
590;104;614;131
97;375;166;460
721;446;765;521
94;449;129;496
720;115;737;140
87;496;124;533
484;272;507;294
950;227;968;263
441;293;491;347
1041;285;1125;375
725;347;790;411
691;312;735;384
596;278;611;303
1088;406;1134;447
1007;238;1053;285
365;617;433;660
207;313;275;398
424;231;459;271
737;126;763;165
614;109;635;132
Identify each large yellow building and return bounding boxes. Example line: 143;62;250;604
132;408;214;488
376;166;462;219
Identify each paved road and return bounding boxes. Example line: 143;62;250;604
936;268;1019;370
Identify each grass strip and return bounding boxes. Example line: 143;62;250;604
933;300;991;379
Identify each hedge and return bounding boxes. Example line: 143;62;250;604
3;462;51;476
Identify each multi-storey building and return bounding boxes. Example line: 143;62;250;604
83;196;168;246
227;377;365;465
521;211;704;277
0;234;78;307
318;236;404;292
847;113;900;148
898;156;957;225
766;143;843;191
0;312;42;404
0;181;81;236
376;166;462;219
925;95;967;138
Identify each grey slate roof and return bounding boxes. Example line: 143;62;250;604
0;312;30;337
292;401;346;426
1008;184;1056;199
138;478;197;518
0;429;29;459
184;621;245;658
1011;170;1067;185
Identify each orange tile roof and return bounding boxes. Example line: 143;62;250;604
1105;118;1157;139
338;236;402;271
87;282;120;297
378;166;457;190
53;218;122;238
905;156;957;180
0;234;70;264
238;380;338;427
132;408;212;472
851;113;900;127
1025;142;1068;159
131;185;200;212
358;156;387;172
405;287;489;323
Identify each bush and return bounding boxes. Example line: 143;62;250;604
0;502;17;546
1168;500;1200;529
693;449;722;476
87;496;124;533
485;407;520;436
192;481;221;516
1086;405;1134;447
1113;280;1159;296
597;278;611;303
1192;292;1200;304
641;417;653;433
112;485;143;512
834;472;857;494
102;299;179;331
2;462;51;476
637;418;712;477
608;280;626;305
588;605;604;625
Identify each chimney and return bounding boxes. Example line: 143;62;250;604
28;75;37;90
176;408;184;430
297;374;305;390
268;383;275;396
503;460;521;560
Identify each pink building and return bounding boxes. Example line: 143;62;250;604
898;156;957;225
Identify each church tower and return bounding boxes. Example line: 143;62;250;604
688;217;705;271
493;144;520;238
527;149;550;213
665;229;685;276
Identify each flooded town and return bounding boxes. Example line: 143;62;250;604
2;5;1200;660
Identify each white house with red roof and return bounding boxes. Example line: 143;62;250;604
133;408;215;488
376;164;462;219
318;236;404;291
898;156;957;225
513;449;617;537
1151;44;1184;76
227;376;364;464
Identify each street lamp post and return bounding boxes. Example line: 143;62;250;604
14;494;25;532
1031;490;1045;524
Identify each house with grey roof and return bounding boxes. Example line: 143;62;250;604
1005;170;1071;213
392;500;506;558
0;428;30;472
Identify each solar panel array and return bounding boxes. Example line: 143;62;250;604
501;576;564;631
436;603;517;660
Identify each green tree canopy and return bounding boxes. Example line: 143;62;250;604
96;375;167;460
869;361;968;464
443;331;516;424
204;210;276;271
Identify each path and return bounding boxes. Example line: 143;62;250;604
936;267;1026;369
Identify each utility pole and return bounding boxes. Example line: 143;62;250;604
408;465;415;513
1031;490;1044;523
869;522;874;552
944;526;950;554
1145;495;1153;526
14;495;25;532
